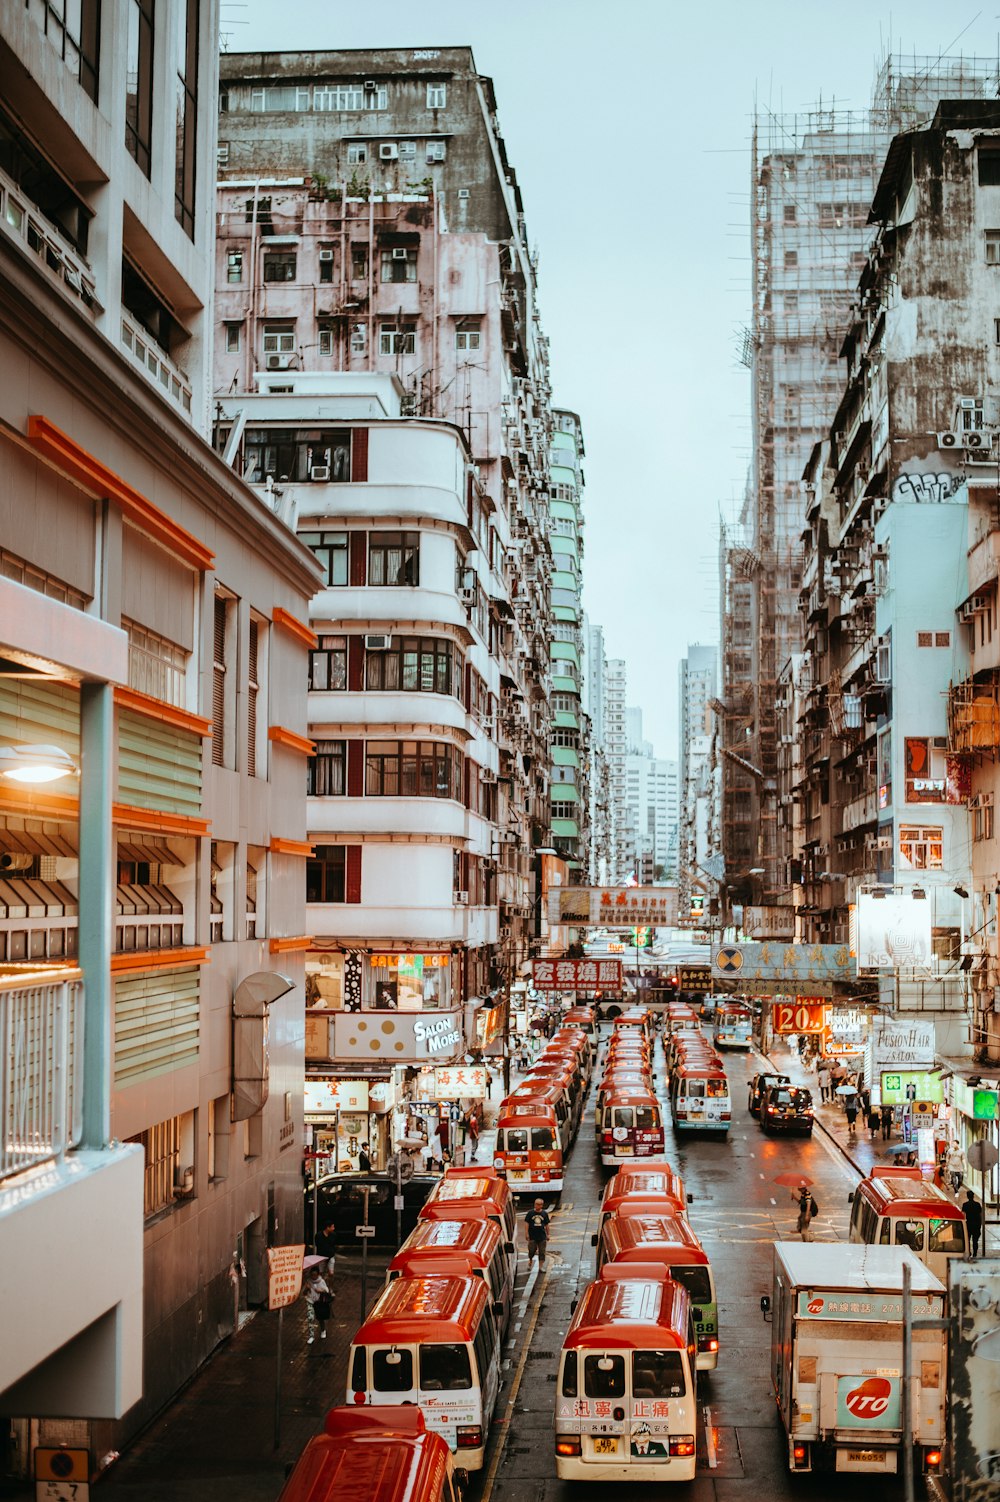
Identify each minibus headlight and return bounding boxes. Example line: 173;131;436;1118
456;1425;483;1448
555;1436;582;1457
669;1435;695;1457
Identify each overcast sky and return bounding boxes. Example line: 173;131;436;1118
227;1;1000;756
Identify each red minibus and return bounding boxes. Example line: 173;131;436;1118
493;1097;565;1194
598;1086;665;1167
848;1173;968;1278
595;1070;652;1137
598;1166;687;1234
420;1174;518;1280
279;1406;457;1502
563;1004;597;1035
596;1212;720;1370
387;1216;515;1334
554;1266;698;1481
348;1275;502;1473
503;1079;571;1143
669;1059;731;1135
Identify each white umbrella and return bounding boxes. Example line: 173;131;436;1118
835;1083;858;1096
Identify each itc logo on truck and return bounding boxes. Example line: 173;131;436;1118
807;1298;824;1314
844;1377;892;1419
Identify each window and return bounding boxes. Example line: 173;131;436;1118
247;615;266;779
784;250;798;267
980;150;1000;186
351;323;367;354
307;845;347;902
208;1095;229;1179
551;800;577;819
783;203;797;224
421;1344;471;1391
456;320;481;351
313;83;387;111
227;250;243;283
368;532;419;586
995;317;1000;345
262;325;296;356
426;140;447;163
309;740;347;796
347;142;368;164
319;326;333;356
212;591;236;768
210;841;235;942
584;1353;625;1399
427;84;447;109
365;740;462;800
561;1352;578;1398
250;85;310;112
263;252;297;283
246;848;265;938
38;0;100;99
127;1111;194;1217
301;531;349;586
309;634;348;690
632;1350;686;1399
366;636;456;694
380;246;418;283
379;322;416;356
898;824;943;870
399;140;417;160
125;619;187;706
125;0;155;176
374;1347;414;1392
245;194;272;226
975;795;995;842
174;0;199;236
244;430;351;484
225;322;241;353
351;244;369;280
904;737;951;804
987;231;1000;264
319;249;334;283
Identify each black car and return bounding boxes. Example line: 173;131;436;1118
747;1071;791;1117
310;1172;440;1249
759;1084;814;1136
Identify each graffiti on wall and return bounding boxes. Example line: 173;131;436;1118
890;471;963;504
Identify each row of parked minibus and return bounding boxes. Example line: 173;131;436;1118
491;1006;596;1195
661;1000;733;1135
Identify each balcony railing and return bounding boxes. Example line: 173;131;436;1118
1;967;83;1184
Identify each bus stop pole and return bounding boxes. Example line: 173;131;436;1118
360;1184;370;1319
395;1154;403;1249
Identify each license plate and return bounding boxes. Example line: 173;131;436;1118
593;1437;619;1455
508;1170;529;1182
848;1452;884;1465
616;1145;633;1155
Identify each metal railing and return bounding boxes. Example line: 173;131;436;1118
1;968;83;1184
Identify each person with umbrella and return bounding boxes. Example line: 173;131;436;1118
795;1187;819;1241
302;1264;333;1345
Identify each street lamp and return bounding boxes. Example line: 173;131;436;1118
0;743;78;783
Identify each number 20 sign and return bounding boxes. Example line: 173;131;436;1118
773;1001;826;1034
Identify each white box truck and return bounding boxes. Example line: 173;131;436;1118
766;1243;947;1477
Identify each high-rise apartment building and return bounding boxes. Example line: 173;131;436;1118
549;411;589;875
583;619;613;883
0;1;319;1473
604;659;628;880
678;645;718;914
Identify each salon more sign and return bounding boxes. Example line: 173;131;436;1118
332;1008;464;1064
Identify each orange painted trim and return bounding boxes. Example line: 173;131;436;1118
111;946;210;974
268;725;315;757
27;415;215;572
273;606;318;649
269;935;311;954
115;686;213;738
0;966;82;994
0;786;80;819
114;803;210;838
269;837;315;858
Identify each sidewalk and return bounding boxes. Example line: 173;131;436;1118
760;1037;1000;1255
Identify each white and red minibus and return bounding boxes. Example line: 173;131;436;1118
387;1216;515;1334
598;1086;665;1167
554;1265;698;1481
598;1166;688;1234
596;1212;720;1370
848;1173;968;1279
348;1274;502;1473
280;1406;457;1502
493;1097;566;1194
669;1058;731;1135
420;1174;518;1280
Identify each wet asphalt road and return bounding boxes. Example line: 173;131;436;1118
479;1028;909;1502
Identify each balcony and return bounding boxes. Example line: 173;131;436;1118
840;790;878;832
949;677;1000;756
0;968;143;1417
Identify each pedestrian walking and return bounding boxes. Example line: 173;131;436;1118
357;1141;372;1173
317;1222;337;1280
946;1143;965;1195
844;1097;859;1137
964;1190;984;1257
817;1063;830;1104
880;1104;893;1141
795;1189;818;1242
525;1198;551;1265
467;1111;480;1160
303;1267;333;1345
867;1107;880;1142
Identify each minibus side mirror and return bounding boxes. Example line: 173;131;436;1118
570;1298;578;1315
505;1240;515;1255
493;1300;505;1318
847;1191;855;1203
591;1233;598;1247
760;1295;771;1321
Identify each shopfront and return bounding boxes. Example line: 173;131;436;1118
405;1063;488;1164
949;1075;1000;1204
304;1075;395;1172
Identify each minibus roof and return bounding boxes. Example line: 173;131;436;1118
603;1213;709;1262
673;1057;726;1076
601;1168;686;1213
443;1163;498;1180
602;1087;658;1105
356;1273;488;1344
503;1084;562;1107
422;1176;510;1218
496;1101;560;1127
861;1176;964;1215
563;1274;691;1350
283;1408;450;1502
389;1217;501;1273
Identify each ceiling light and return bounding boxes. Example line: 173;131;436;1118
0;744;78;784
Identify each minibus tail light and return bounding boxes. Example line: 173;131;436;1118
555;1436;581;1457
669;1435;695;1457
792;1443;809;1468
698;1335;719;1352
456;1425;483;1449
924;1449;942;1473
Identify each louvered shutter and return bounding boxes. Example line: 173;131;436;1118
212;596;226;767
247;618;259;778
351;427;369;482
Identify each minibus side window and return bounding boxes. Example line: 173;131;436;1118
350;1347;366;1391
861;1200;877;1244
687;1080;706;1098
532;1126;555;1151
506;1128;528;1152
895;1219;924;1253
879;1216;892;1244
420;1343;472;1391
670;1265;712;1305
472;1316;492;1382
633;1348;686;1398
373;1347;413;1391
635;1107;657;1130
584;1353;626;1398
561;1350;578;1396
489;1249;503;1297
612;1108;633;1129
929;1217;966;1254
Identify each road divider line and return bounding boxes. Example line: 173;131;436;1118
480;1267;549;1502
703;1405;717;1468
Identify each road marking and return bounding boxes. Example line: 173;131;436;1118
770;1197;777;1205
480;1267;548;1502
759;1172;765;1179
704;1405;717;1468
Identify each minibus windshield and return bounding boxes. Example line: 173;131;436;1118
632;1349;686;1398
669;1266;712;1304
532;1127;555;1150
420;1344;472;1391
929;1218;965;1254
373;1348;414;1391
584;1354;626;1397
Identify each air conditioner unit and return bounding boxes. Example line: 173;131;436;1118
310;465;330;481
460;586;476;606
364;633;392;651
266;354;291;370
481;716;495;735
482;768;497;783
455;890;469;904
937;431;960;448
380;143;399;160
498;925;511;942
392;247;409;260
964;430;991;449
319;249;334;263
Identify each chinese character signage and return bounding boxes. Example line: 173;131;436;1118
305;1078;371;1114
531;958;623;990
856;892;932;970
797;1290;941;1322
546;886;678;926
953;1078;1000;1121
880;1071;945;1106
267;1244;305;1310
433;1065;486;1098
712;942;853;987
772;1000;827;1034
